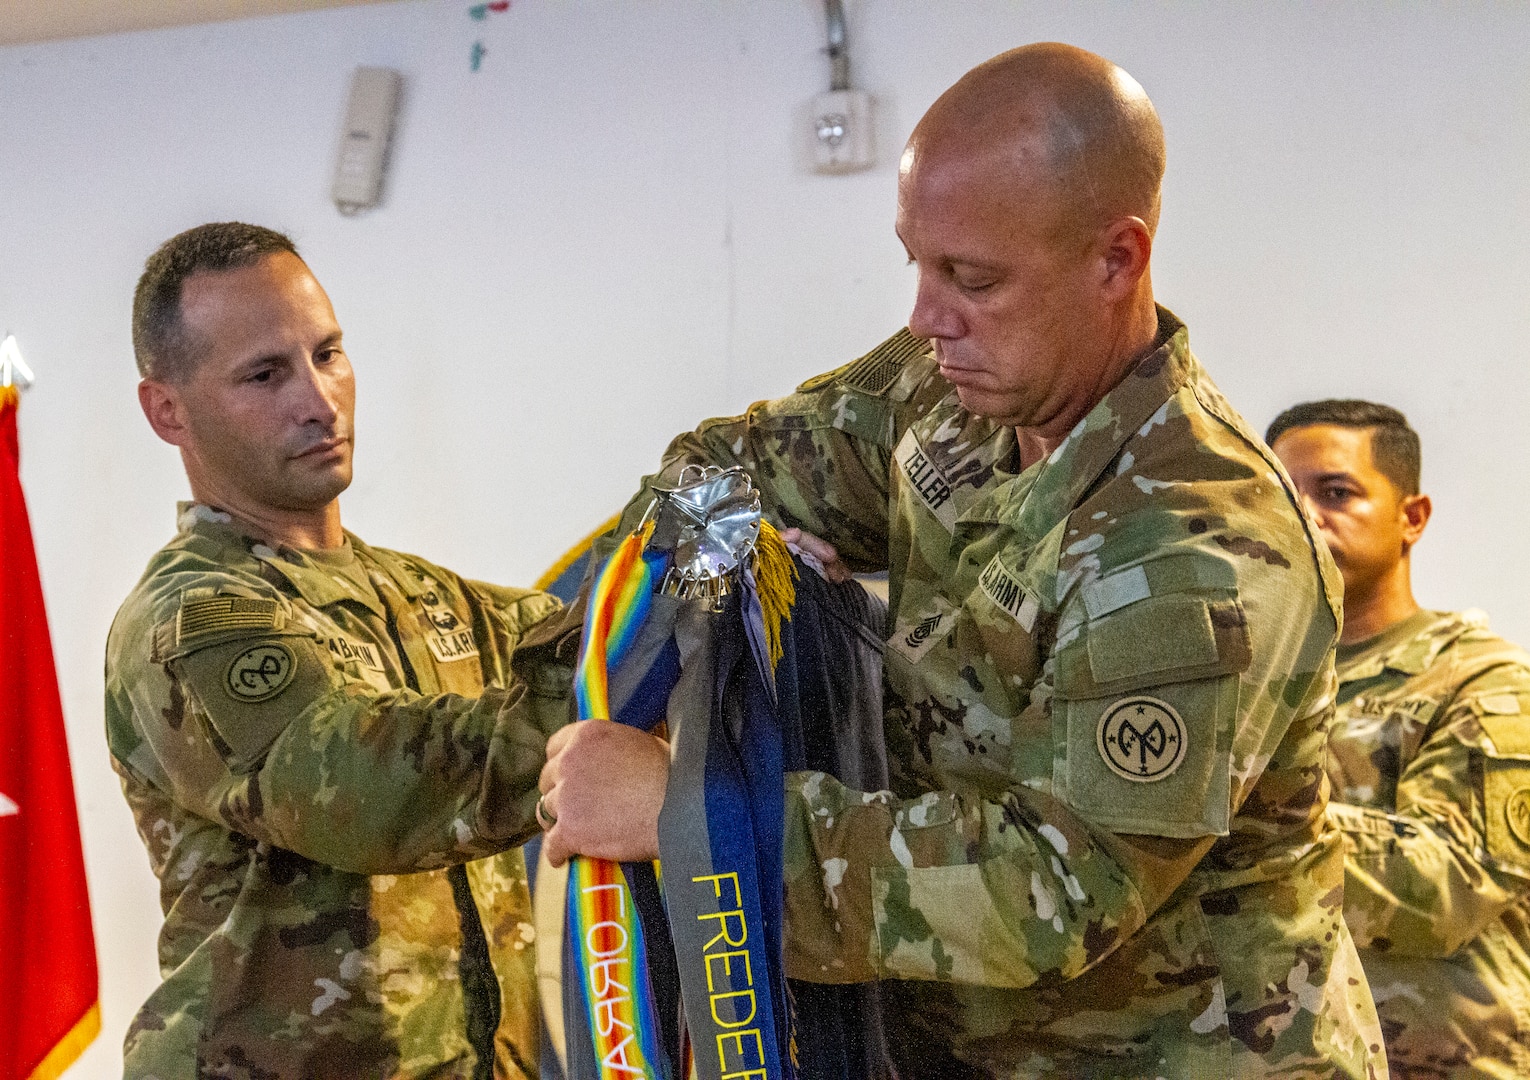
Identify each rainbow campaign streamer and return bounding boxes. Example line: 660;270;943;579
574;523;656;722
567;523;671;1080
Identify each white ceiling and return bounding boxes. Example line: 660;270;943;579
0;0;403;47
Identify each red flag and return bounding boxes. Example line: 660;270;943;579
0;386;99;1079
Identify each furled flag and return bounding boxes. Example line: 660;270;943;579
0;384;100;1079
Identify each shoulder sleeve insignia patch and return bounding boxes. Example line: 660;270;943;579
224;642;296;703
1098;695;1187;782
1506;789;1530;847
178;595;283;646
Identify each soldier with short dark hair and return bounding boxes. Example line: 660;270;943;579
539;44;1387;1076
108;222;573;1079
1272;399;1530;1078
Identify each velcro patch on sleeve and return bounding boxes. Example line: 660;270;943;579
177;595;284;646
1478;710;1530;759
841;330;930;396
1087;593;1218;685
1082;566;1151;620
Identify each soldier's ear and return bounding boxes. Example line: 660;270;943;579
139;378;192;448
1399;492;1431;553
1096;215;1153;300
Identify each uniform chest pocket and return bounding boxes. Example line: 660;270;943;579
1051;592;1251;839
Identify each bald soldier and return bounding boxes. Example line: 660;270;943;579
106;223;574;1078
1272;400;1530;1078
539;44;1387;1077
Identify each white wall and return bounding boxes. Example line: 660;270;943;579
1;2;1526;1074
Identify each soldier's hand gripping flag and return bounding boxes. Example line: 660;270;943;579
0;385;100;1079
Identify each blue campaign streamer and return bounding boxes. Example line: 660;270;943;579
673;607;795;1080
720;617;794;1079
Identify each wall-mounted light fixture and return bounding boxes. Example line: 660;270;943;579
809;0;874;174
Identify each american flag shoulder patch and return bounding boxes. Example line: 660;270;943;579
177;595;284;646
840;329;931;396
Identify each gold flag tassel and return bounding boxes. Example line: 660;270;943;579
752;520;798;670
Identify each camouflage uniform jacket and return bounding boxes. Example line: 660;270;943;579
1329;609;1530;1078
106;504;572;1080
610;309;1386;1078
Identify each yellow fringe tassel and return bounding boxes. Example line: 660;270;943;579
753;521;798;670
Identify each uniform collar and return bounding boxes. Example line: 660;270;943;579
351;538;426;600
1336;609;1485;682
174;501;389;615
956;305;1193;538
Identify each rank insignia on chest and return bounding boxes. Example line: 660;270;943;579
224;642;296;703
890;598;958;663
1097;696;1186;782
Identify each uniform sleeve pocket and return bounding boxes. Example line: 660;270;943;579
1475;707;1530;878
1052;593;1251;839
165;626;340;768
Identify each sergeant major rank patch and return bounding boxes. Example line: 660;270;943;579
889;598;958;664
1097;696;1186;782
225;642;296;703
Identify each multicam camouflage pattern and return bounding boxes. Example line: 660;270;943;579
607;309;1386;1077
106;504;572;1079
1328;609;1530;1078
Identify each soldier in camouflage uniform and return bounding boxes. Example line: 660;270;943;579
1271;400;1530;1078
108;223;573;1079
540;45;1387;1077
